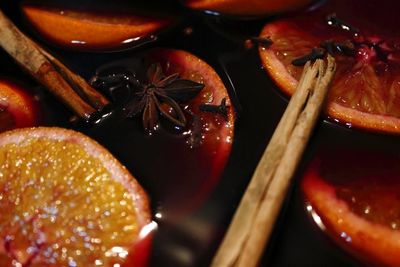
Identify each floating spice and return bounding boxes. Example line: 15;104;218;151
245;37;273;49
326;13;359;33
290;14;362;66
291;12;400;67
292;47;326;66
320;40;355;56
92;63;204;134
292;14;365;66
199;97;229;120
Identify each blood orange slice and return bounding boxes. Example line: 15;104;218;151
0;127;152;266
184;0;314;17
92;48;235;215
146;49;235;208
302;148;400;266
22;4;172;51
0;79;40;132
260;0;400;133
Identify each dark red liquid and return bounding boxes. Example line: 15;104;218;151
2;0;400;266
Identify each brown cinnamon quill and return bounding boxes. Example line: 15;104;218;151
0;9;109;121
212;56;336;267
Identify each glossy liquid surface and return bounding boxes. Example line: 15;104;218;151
1;0;400;266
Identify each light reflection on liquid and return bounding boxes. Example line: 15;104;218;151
306;203;354;244
306;203;326;231
139;221;158;240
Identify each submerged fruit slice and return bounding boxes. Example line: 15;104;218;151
92;48;235;215
145;48;235;209
260;0;400;133
22;4;171;51
0;80;40;132
0;127;152;266
184;0;313;17
302;148;400;266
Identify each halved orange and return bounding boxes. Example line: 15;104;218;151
22;4;171;51
0;127;152;266
302;148;400;266
144;48;235;210
0;79;40;132
259;0;400;133
94;48;235;214
184;0;314;17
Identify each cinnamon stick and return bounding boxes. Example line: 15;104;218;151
212;56;336;267
0;9;109;121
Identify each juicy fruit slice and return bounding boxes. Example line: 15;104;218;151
184;0;314;17
22;4;171;51
0;80;40;132
259;0;400;133
0;127;151;266
145;48;235;209
302;148;400;266
94;48;236;215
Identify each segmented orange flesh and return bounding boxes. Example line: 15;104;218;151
259;0;400;133
0;138;139;266
263;22;400;117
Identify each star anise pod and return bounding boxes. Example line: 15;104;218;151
124;63;204;133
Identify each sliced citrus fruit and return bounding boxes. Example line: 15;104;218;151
145;49;235;207
145;49;235;145
302;148;400;266
184;0;314;17
0;127;152;266
0;79;40;132
92;48;235;214
22;4;172;51
259;0;400;133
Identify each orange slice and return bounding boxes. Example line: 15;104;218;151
0;80;40;132
259;0;400;133
145;48;235;209
22;4;171;51
302;148;400;266
94;48;235;214
0;127;152;266
184;0;314;17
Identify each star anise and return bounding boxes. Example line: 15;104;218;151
123;63;204;133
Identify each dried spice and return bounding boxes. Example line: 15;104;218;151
199;98;229;120
320;40;355;56
90;68;141;103
246;37;273;49
292;47;326;66
292;14;383;66
91;63;205;134
326;13;359;33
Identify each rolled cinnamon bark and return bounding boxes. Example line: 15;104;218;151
0;10;109;121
